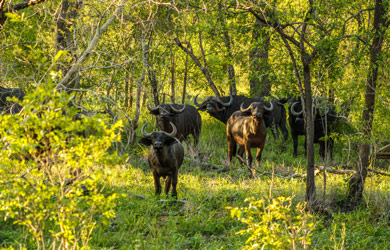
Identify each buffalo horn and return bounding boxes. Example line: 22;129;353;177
163;122;177;137
170;104;186;113
240;102;251;113
194;94;203;107
141;123;153;137
216;95;233;107
146;101;159;112
290;102;303;116
263;101;274;111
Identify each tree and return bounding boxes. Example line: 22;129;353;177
347;0;388;206
249;18;271;97
235;0;357;206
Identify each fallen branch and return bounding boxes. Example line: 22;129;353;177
376;152;390;159
316;166;355;175
315;165;390;177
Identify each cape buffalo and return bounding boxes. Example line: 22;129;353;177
289;97;337;159
140;122;184;198
194;94;288;140
147;102;201;147
226;102;270;176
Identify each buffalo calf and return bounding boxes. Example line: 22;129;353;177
140;122;184;198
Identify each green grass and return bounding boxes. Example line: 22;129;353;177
1;114;390;249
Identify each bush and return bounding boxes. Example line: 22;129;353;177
227;196;315;250
0;83;123;249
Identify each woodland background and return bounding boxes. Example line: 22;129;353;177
0;0;390;249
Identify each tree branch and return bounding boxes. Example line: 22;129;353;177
174;37;220;97
55;0;126;90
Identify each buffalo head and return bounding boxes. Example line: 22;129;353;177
194;94;233;114
239;101;273;119
140;122;178;152
147;102;186;120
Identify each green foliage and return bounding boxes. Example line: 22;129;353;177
0;83;123;249
227;196;315;250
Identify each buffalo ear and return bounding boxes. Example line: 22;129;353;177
149;109;160;115
197;106;206;111
139;137;152;146
166;136;178;146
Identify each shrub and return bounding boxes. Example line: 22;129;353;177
227;196;315;250
0;83;123;249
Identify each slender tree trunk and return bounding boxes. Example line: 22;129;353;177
250;19;271;98
170;47;176;103
56;0;82;89
303;60;316;204
347;0;387;206
125;76;129;108
181;53;188;104
149;67;159;105
218;2;237;95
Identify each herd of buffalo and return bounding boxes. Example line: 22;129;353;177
0;86;339;198
141;94;338;197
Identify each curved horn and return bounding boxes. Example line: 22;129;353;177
146;101;159;112
240;102;251;113
141;123;153;137
194;94;203;107
290;102;303;116
263;101;274;111
216;95;233;107
163;122;177;137
170;104;186;113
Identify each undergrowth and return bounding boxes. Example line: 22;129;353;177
1;112;390;249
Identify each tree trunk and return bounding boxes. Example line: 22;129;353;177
303;60;316;204
249;19;271;98
218;2;237;95
181;53;188;104
56;0;82;89
170;47;176;103
347;0;387;206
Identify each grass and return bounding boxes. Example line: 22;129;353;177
1;113;390;249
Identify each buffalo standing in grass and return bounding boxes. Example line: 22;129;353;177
289;97;338;159
226;102;271;176
147;102;202;147
194;94;288;140
140;122;184;198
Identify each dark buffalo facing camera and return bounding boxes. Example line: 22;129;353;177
139;122;184;198
147;102;201;147
288;97;338;159
226;102;270;176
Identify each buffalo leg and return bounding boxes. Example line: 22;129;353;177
255;147;263;164
235;146;245;165
227;140;237;163
280;124;289;142
164;176;172;197
244;146;254;177
171;172;178;198
292;134;299;157
153;171;162;195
